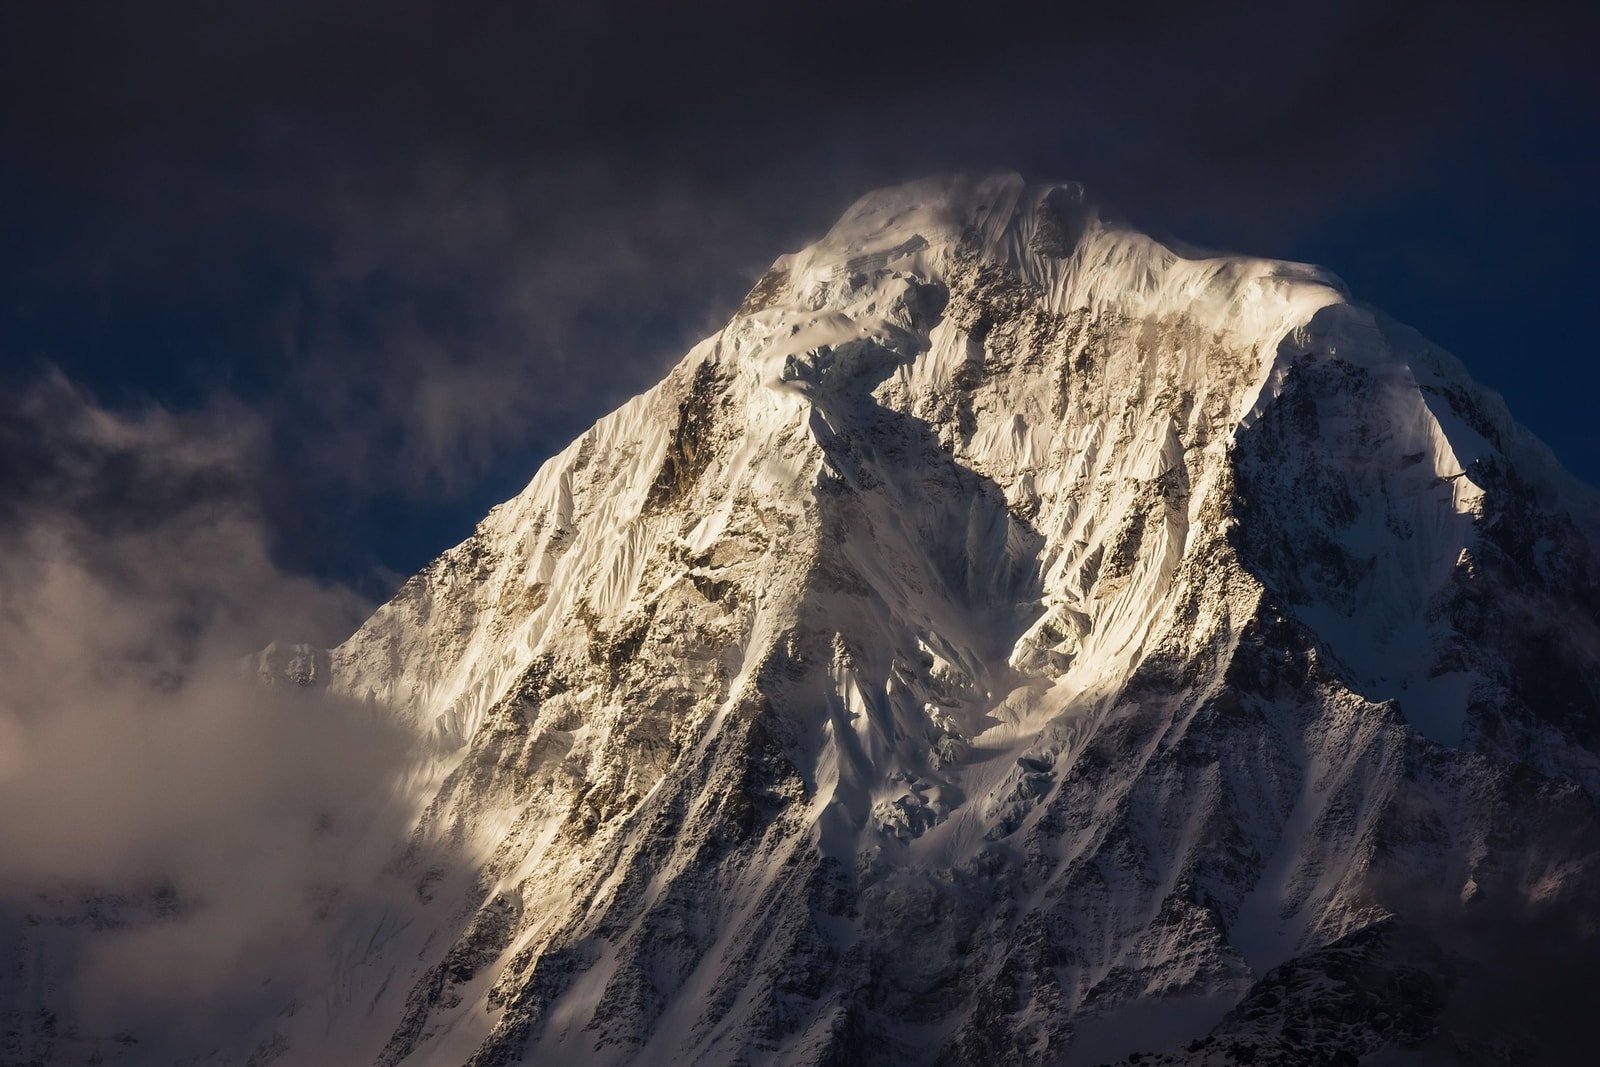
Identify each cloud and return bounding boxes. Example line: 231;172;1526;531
0;375;417;1057
0;371;368;653
1353;814;1600;1062
270;155;812;493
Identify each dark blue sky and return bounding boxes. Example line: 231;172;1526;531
2;1;1596;618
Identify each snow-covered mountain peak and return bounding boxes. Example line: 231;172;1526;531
776;172;1346;330
217;173;1600;1065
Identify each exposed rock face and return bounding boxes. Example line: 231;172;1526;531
81;174;1600;1064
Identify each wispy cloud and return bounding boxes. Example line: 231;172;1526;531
0;376;412;1055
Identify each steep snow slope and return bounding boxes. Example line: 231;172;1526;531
237;174;1600;1065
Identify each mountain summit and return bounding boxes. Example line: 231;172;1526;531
195;175;1600;1062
